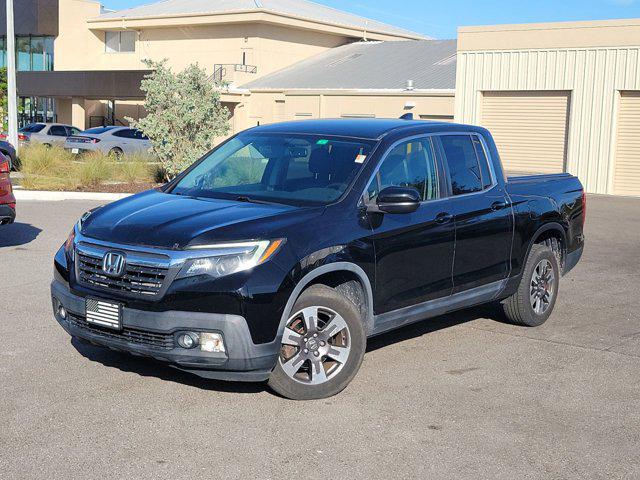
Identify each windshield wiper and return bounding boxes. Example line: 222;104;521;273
235;195;275;205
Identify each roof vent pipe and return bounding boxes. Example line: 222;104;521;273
406;79;414;91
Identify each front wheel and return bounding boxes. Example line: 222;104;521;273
501;244;560;327
268;284;366;400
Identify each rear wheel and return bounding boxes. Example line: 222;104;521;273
109;147;123;159
268;285;366;400
501;244;560;327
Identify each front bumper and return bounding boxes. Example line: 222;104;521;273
51;279;279;382
0;203;15;224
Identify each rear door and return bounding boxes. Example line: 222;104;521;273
368;136;455;314
47;125;69;145
435;133;513;293
112;128;133;153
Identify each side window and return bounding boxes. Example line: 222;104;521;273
440;135;483;195
472;135;493;189
48;125;67;136
68;127;81;136
113;129;133;139
367;138;439;202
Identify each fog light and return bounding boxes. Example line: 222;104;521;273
200;332;225;353
177;332;198;349
58;306;67;319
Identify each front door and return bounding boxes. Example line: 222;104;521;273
436;134;513;293
367;137;455;314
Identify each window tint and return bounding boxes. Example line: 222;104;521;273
83;127;117;135
472;136;493;189
48;125;67;136
19;123;46;133
368;138;439;202
172;134;374;206
112;129;134;138
132;129;149;140
440;135;483;195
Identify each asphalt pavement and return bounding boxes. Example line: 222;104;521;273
0;195;639;479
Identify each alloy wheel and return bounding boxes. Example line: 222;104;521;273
278;306;351;385
530;259;555;315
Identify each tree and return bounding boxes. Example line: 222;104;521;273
128;59;231;180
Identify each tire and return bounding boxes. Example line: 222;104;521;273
109;147;124;159
268;284;366;400
501;244;560;327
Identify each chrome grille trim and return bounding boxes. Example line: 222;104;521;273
75;241;172;298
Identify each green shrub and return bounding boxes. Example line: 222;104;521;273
19;144;78;190
115;152;156;183
78;152;111;186
18;144;162;190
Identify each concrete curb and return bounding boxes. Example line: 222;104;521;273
14;190;132;202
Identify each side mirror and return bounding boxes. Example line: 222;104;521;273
374;186;421;214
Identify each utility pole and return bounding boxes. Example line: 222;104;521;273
6;0;18;148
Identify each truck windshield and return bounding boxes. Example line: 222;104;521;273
170;133;376;206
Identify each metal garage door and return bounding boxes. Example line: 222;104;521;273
613;92;640;196
481;91;570;174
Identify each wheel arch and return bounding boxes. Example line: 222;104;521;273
528;222;567;267
277;263;375;339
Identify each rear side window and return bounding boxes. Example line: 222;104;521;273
113;129;134;138
368;138;439;202
48;125;67;136
84;127;117;135
472;136;493;189
19;123;46;133
440;135;483;195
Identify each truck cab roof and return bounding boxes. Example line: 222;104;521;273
248;118;485;140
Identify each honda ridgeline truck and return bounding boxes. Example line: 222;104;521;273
51;119;585;400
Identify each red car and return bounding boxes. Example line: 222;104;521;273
0;152;15;225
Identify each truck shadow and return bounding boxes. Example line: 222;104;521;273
366;304;504;353
70;305;506;395
70;338;266;394
0;222;42;247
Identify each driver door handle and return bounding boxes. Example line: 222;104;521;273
435;212;453;224
491;201;510;211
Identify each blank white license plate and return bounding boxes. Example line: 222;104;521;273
85;298;122;330
71;148;79;154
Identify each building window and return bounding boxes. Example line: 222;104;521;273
105;31;136;53
0;35;54;71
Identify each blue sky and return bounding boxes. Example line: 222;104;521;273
101;0;640;38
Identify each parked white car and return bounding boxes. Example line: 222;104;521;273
17;123;82;147
65;126;152;157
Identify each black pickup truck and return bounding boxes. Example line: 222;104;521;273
51;119;585;400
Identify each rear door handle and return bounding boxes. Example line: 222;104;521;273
491;201;509;211
435;212;453;224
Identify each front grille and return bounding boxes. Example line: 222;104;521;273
68;313;175;350
77;252;168;296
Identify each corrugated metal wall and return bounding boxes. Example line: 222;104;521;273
455;47;640;194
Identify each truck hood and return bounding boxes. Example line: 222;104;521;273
80;190;321;249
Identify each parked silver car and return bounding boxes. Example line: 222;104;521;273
18;123;82;147
65;126;152;157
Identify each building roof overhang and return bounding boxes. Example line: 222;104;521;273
86;9;427;41
16;70;152;99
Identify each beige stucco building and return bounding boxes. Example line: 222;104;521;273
15;0;455;134
8;0;640;195
455;19;640;196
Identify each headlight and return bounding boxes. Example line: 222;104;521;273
176;239;285;280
